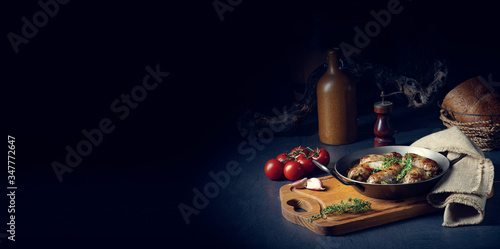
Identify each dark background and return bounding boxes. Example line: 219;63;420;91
2;0;499;248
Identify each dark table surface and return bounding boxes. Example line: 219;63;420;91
19;105;500;249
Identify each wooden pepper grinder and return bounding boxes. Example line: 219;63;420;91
317;48;357;145
374;91;396;147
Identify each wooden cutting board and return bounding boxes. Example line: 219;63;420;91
280;175;440;236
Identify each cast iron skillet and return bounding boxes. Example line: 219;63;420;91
313;146;465;200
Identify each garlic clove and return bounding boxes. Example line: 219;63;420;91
306;178;326;190
290;177;308;189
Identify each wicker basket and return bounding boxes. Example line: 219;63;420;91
439;107;500;151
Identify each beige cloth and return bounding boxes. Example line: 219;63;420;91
411;126;494;227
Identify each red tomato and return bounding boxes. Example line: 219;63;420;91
311;148;330;166
290;146;310;159
296;157;315;175
276;153;291;164
283;161;304;181
264;159;284;180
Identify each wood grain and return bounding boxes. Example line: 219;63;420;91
280;175;440;235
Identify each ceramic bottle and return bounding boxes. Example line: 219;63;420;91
316;48;357;145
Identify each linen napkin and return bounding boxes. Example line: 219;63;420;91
411;126;494;227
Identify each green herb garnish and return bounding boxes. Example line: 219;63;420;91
396;153;413;181
308;197;371;222
372;156;401;174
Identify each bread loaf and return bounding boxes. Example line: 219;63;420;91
442;76;500;124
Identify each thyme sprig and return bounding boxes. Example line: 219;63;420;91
371;153;414;181
372;156;401;174
308;197;371;222
396;153;413;181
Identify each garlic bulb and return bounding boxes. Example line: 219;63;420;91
306;178;326;190
290;178;308;188
290;177;325;190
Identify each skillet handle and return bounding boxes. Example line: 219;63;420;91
449;153;466;166
439;152;467;166
313;160;365;192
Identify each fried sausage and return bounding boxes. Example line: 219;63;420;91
359;152;402;170
348;152;402;181
366;162;404;184
402;167;427;183
347;164;373;182
404;153;438;173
